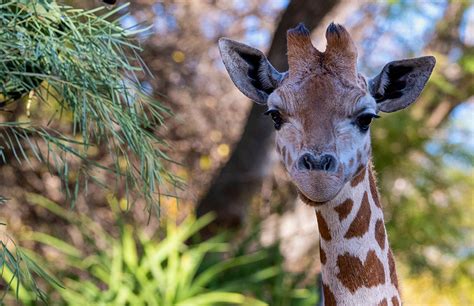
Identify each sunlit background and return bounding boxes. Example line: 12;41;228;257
1;0;473;305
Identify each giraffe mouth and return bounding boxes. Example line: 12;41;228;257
291;167;345;203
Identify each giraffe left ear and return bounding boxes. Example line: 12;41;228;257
218;38;285;105
369;56;436;113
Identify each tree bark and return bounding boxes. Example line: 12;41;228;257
197;0;341;228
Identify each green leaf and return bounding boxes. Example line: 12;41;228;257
122;225;138;270
20;250;63;289
28;232;82;258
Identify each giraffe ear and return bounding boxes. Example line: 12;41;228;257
369;56;436;113
218;38;285;105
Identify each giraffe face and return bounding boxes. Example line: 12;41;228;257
219;23;435;203
268;74;375;202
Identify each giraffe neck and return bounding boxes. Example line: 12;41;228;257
305;163;401;306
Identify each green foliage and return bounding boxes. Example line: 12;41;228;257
0;1;178;207
53;217;265;306
459;51;474;74
9;194;319;305
213;228;319;306
372;104;474;292
0;233;62;303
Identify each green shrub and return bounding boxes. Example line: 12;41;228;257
10;194;319;305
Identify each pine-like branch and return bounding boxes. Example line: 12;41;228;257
0;1;179;207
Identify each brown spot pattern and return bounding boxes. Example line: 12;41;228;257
323;283;337;306
377;298;388;306
334;198;353;221
319;241;327;265
388;249;399;290
344;192;371;238
351;165;366;187
336;250;385;293
369;166;381;208
317;211;332;241
391;296;400;306
375;219;386;250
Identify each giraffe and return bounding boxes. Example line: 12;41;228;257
218;23;435;305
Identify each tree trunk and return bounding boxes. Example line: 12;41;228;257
197;0;341;229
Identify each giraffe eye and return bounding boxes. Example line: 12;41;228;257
355;113;379;132
264;109;284;130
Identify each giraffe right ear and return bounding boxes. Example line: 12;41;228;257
369;56;436;113
218;38;285;105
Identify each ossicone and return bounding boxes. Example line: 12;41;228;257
286;23;320;73
324;22;358;77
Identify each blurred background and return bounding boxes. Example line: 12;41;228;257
1;0;473;305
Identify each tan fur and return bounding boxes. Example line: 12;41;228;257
324;23;358;80
287;25;321;75
315;164;400;305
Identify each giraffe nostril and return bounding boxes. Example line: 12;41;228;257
299;153;317;170
320;154;337;172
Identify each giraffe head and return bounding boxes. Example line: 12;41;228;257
219;23;435;203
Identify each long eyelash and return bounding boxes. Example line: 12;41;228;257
264;109;281;116
358;113;380;119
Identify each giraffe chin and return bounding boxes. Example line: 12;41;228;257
291;171;344;204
